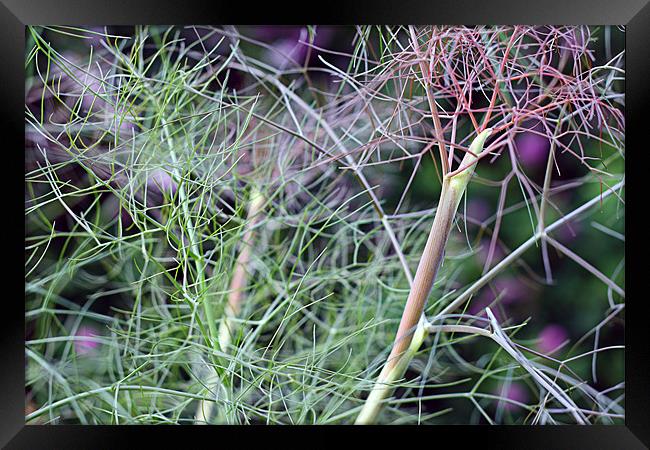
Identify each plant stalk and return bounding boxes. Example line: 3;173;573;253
355;129;492;425
218;188;266;350
195;187;265;424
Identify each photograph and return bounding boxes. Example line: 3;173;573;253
23;24;627;426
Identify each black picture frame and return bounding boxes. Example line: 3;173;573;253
2;1;648;447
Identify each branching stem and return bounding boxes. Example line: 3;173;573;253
355;128;492;424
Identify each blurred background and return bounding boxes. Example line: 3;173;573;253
25;25;625;424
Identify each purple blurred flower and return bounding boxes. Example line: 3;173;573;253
101;195;134;229
537;324;569;354
496;382;529;411
75;326;100;355
554;219;582;242
468;277;529;320
494;277;528;306
468;290;503;321
84;26;111;48
515;125;550;169
475;239;505;268
466;198;490;223
148;169;177;196
78;66;106;112
253;26;303;42
63;54;138;137
119;205;134;228
266;35;309;68
255;26;334;69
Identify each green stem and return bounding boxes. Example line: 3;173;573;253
161;116;217;347
355;128;492;425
